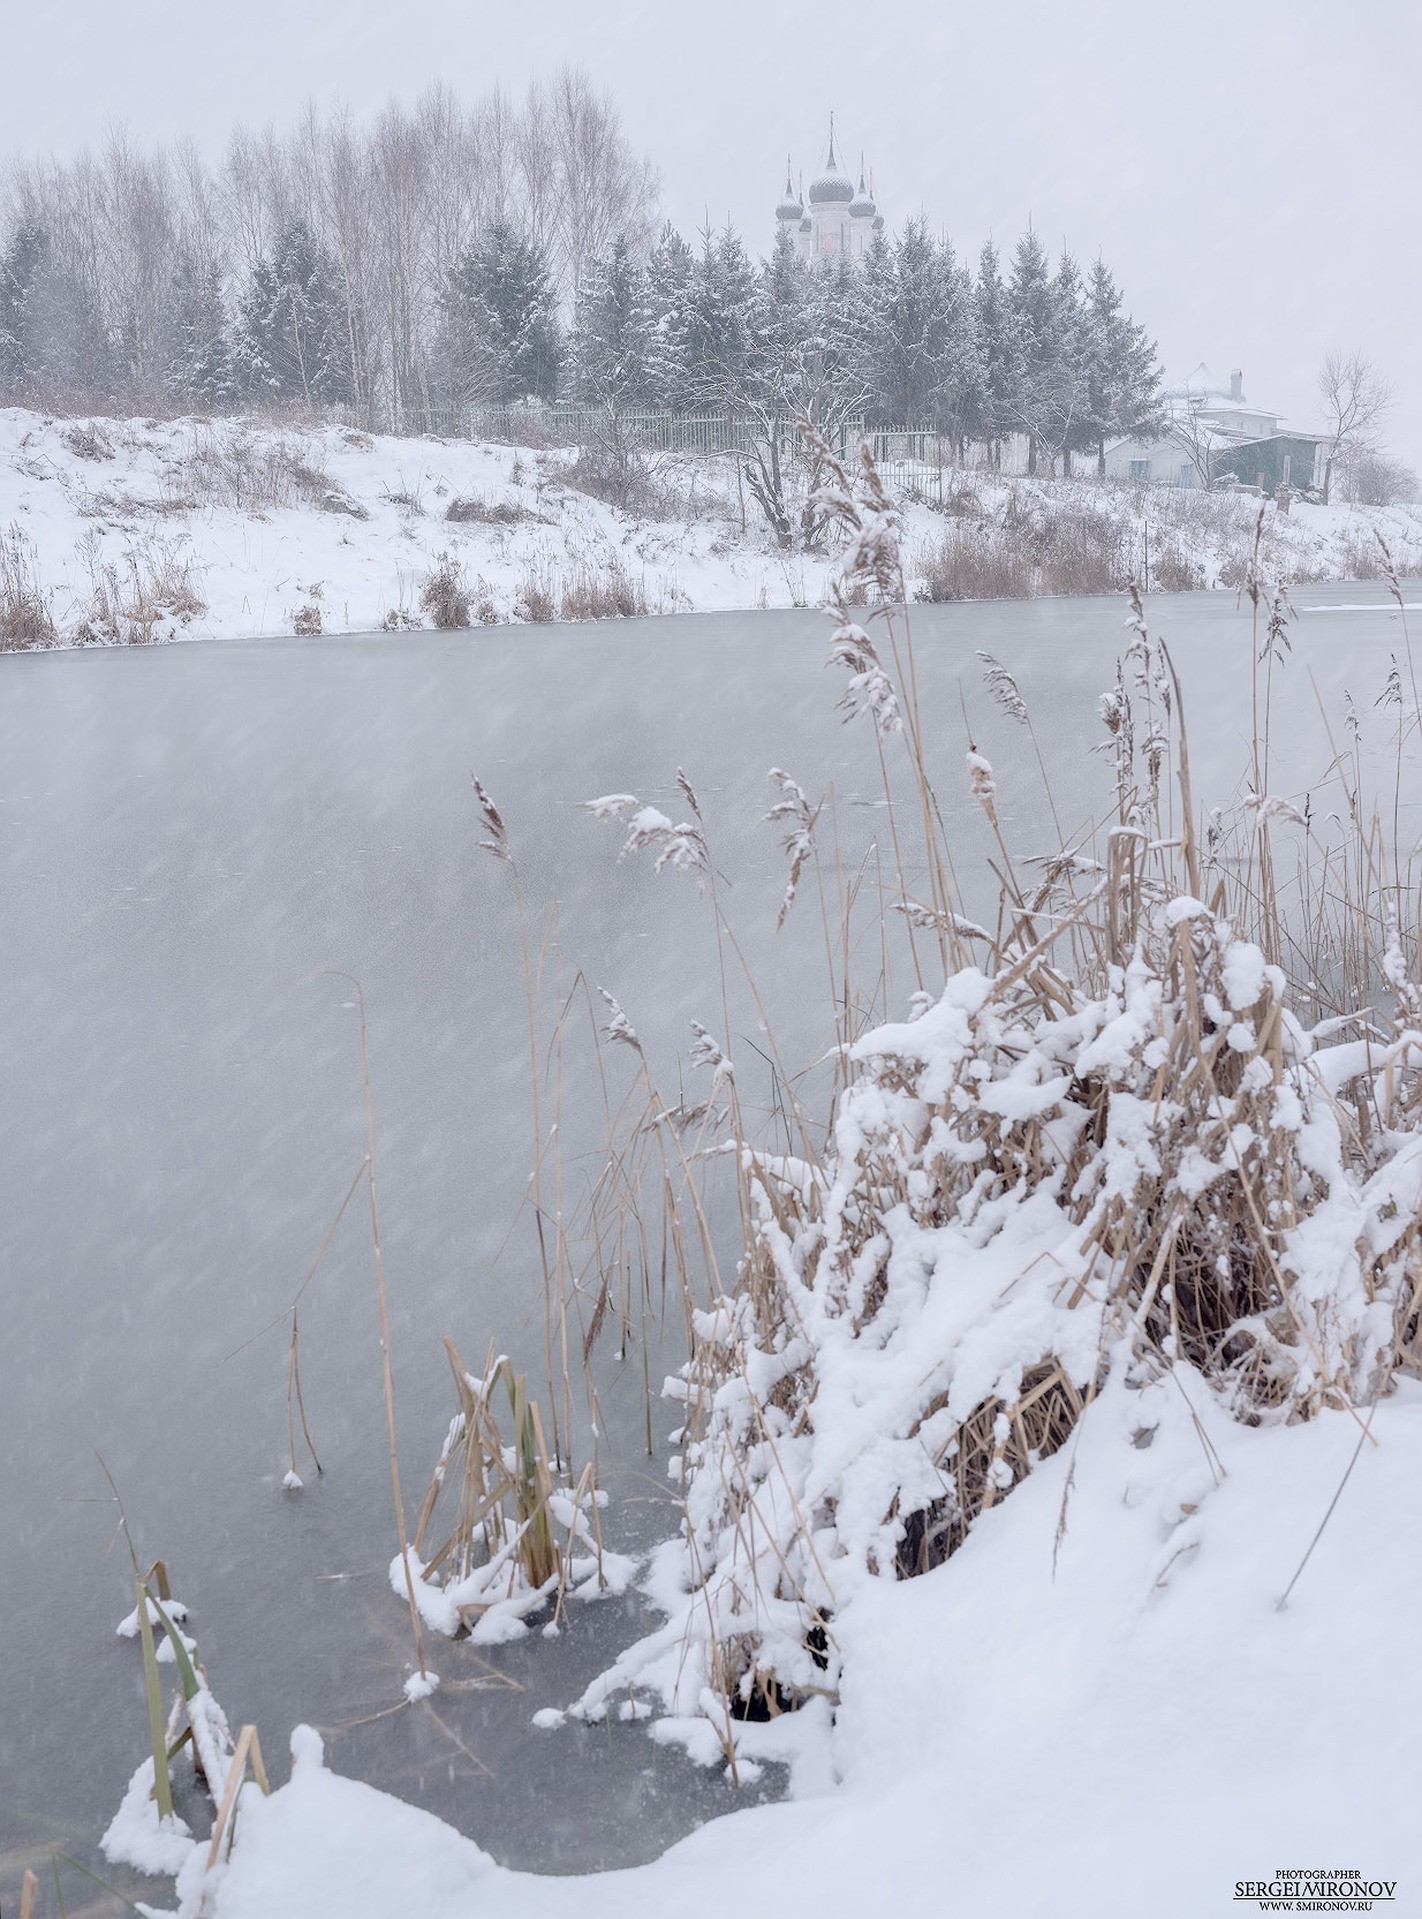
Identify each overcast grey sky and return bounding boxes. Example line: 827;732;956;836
8;0;1420;464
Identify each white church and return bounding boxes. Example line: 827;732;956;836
776;125;885;264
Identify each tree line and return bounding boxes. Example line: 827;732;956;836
0;73;657;424
567;221;1162;475
0;80;1164;475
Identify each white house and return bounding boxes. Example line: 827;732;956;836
1103;365;1323;492
775;125;885;266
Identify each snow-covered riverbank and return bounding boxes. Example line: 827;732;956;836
4;408;1421;647
123;1374;1422;1918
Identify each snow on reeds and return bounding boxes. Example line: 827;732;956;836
399;1342;631;1644
535;441;1422;1759
103;1556;273;1915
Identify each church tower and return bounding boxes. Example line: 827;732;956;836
805;121;854;262
777;122;882;265
775;162;804;256
847;164;877;262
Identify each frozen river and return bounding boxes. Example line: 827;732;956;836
0;583;1415;1909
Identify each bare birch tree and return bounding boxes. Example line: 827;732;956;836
1317;348;1393;504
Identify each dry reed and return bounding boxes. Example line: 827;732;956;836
559;437;1422;1733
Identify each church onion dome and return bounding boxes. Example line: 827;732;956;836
808;162;854;206
808;132;854;205
799;213;812;232
849;172;876;219
776;177;803;222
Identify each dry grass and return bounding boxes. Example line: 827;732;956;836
516;553;649;623
913;475;1422;599
0;524;56;647
562;431;668;517
61;421;117;462
71;532;206;644
556;557;649;621
445;495;540;526
160;425;366;519
420;552;472;629
917;492;1133;599
1330;528;1399;581
917;525;1035;599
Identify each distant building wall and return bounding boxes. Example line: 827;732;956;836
1103;431;1322;493
1211;436;1320;493
1102;436;1205;487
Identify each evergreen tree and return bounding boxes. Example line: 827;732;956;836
0;216;113;403
809;253;870;428
236;219;356;407
1005;227;1066;474
439;221;560;409
164;252;235;409
0;217;48;397
848;227;894;418
936;238;984;455
863;216;938;425
748;226;814;415
970;239;1012;462
640;222;697;413
1052;248;1092;475
568;237;648;411
681;224;758;413
859;218;978;441
1082;258;1164;474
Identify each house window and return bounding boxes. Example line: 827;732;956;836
1129;459;1150;481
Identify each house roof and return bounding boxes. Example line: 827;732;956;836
1161;362;1236;403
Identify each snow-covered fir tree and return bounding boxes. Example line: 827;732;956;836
970;238;1012;463
1005;227;1069;474
568;237;649;411
438;222;561;408
164;252;236;409
681;225;759;414
1081;257;1165;473
0;216;48;397
639;223;698;413
236;219;356;408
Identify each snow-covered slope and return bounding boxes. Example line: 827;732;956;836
3;408;1420;646
0;410;825;639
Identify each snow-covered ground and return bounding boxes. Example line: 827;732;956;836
125;1370;1420;1918
4;407;1421;645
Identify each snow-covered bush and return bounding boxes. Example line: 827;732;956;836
564;441;1422;1745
